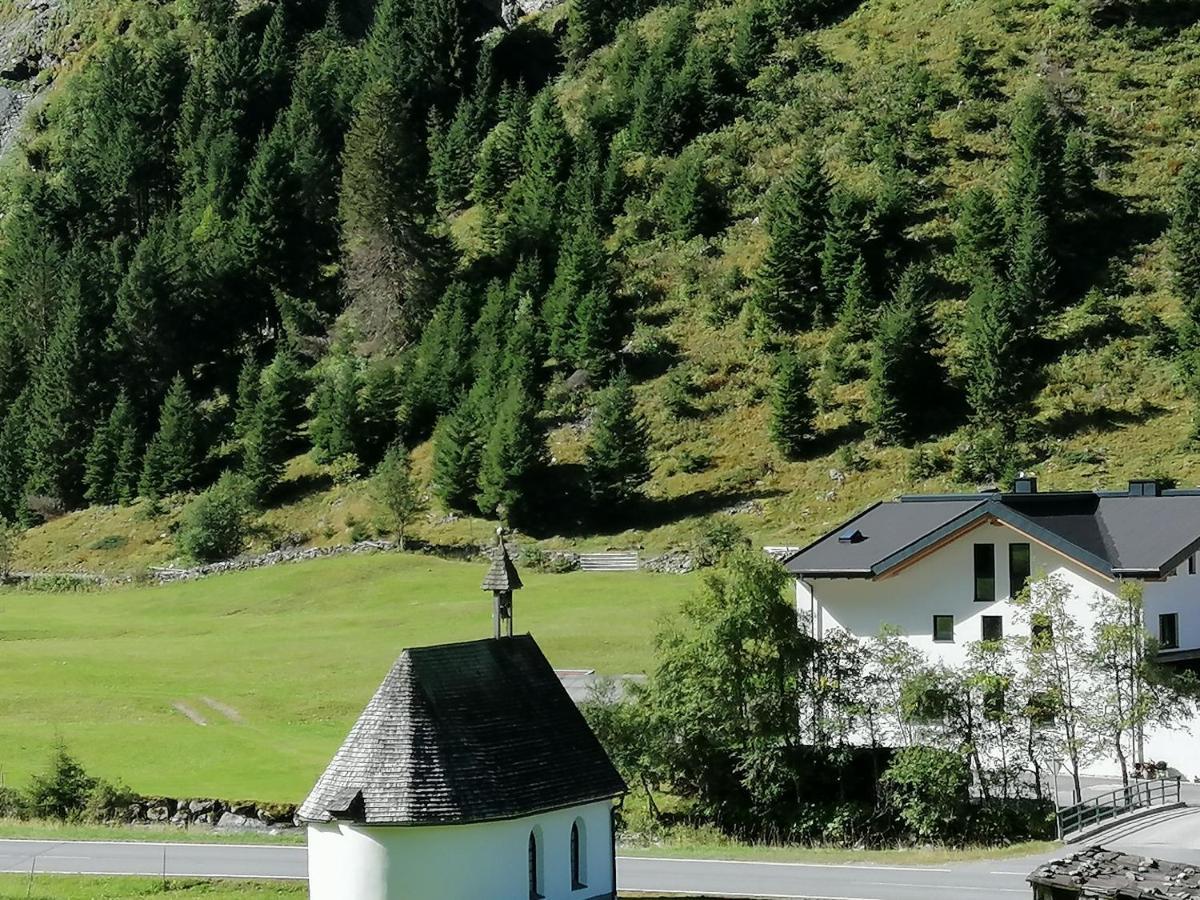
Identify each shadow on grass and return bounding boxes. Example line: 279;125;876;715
1040;402;1168;439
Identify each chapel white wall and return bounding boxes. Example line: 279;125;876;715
308;799;615;900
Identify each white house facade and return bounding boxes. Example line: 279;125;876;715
785;478;1200;778
300;540;627;900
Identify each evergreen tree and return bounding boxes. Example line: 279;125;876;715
838;254;876;341
769;350;816;459
730;1;773;85
357;361;405;466
585;370;651;511
571;289;620;376
476;375;545;526
84;395;137;507
431;391;485;514
234;357;262;444
241;373;288;502
472;120;523;205
264;346;309;449
545;216;611;360
373;443;425;549
140;375;200;500
0;391;31;522
867;266;938;445
1171;159;1200;351
24;295;94;508
499;89;572;261
310;354;360;463
661;146;718;239
754;151;830;331
1007;200;1055;324
1006;87;1063;226
955;187;1006;280
954;35;994;100
255;3;291;123
565;0;609;68
964;272;1025;432
820;189;861;309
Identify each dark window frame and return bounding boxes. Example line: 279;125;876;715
529;831;542;900
1160;613;1180;650
982;615;1004;642
570;820;585;890
933;614;955;643
1032;613;1053;650
1190;555;1196;576
974;544;996;603
1009;543;1031;597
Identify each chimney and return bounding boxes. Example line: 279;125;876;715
1013;475;1038;494
1128;479;1162;497
481;528;523;639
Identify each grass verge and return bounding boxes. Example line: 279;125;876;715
0;820;303;845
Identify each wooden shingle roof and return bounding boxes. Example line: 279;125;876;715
298;635;626;826
481;538;522;592
1029;847;1200;898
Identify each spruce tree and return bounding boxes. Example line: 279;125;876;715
769;350;816;459
140;375;200;500
565;0;609;68
431;391;484;514
964;271;1025;432
84;411;117;506
0;391;31;522
1008;200;1055;324
730;1;773;85
820;189;861;310
1171;158;1200;353
373;443;425;549
867;266;938;445
500;89;571;259
585;370;651;511
838;254;876;341
571;289;620;376
955;187;1006;280
1006;87;1063;226
109;394;140;505
310;355;360;463
545;216;610;361
476;375;545;526
754;151;830;331
242;373;287;502
661;147;718;239
234;357;262;444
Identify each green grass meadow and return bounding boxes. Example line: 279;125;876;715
0;554;693;802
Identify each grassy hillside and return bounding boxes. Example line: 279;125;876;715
0;555;693;800
5;0;1200;572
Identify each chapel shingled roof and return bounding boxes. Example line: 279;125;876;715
1028;847;1200;898
298;635;626;826
481;536;523;592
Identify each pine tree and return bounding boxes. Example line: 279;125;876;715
357;361;404;466
571;289;620;376
1171;158;1200;353
472;120;523;205
1008;199;1055;324
140;375;200;500
954;34;994;100
565;0;609;68
754;151;830;331
730;1;773;85
661;146;718;239
1006;87;1063;226
84;409;116;507
955;187;1006;280
310;354;360;463
476;375;545;525
0;390;31;522
838;254;876;341
109;395;140;505
431;391;485;514
373;443;425;549
499;89;571;260
234;357;262;444
255;3;290;124
769;350;816;459
867;266;938;445
24;295;94;508
585;370;651;511
964;271;1025;433
545;216;610;360
242;373;288;502
264;346;309;449
820;189;861;309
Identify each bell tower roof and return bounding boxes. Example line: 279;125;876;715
481;529;523;593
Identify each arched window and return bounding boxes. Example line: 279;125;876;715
528;829;542;899
570;818;587;890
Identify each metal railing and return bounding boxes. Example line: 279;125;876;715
1057;776;1182;838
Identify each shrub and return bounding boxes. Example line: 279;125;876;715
176;472;252;563
327;453;362;486
880;746;970;843
26;743;96;821
84;779;141;823
691;517;750;568
0;785;29;819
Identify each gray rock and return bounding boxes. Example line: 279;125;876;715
188;799;216;815
216;812;269;831
146;804;170;822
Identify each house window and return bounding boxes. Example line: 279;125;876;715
1032;613;1053;650
933;615;955;642
1027;691;1056;726
982;615;1004;642
570;819;587;890
984;686;1005;721
974;544;995;602
1160;614;1180;650
528;830;543;899
1009;543;1031;597
1190;555;1196;576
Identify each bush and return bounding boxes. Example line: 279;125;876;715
83;779;141;823
0;785;29;819
690;517;751;568
880;746;970;843
176;472;252;563
26;743;96;821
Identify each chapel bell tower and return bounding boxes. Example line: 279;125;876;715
481;528;522;639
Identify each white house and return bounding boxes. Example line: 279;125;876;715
783;477;1200;777
300;540;627;900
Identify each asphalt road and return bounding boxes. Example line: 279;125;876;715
2;807;1198;899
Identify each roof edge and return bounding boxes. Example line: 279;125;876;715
298;790;628;828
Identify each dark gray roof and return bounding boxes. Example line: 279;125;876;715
481;539;523;592
785;487;1200;580
298;635;626;826
1028;846;1200;898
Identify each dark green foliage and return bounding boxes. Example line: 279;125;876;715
545;217;612;361
585;370;651;510
954;35;994;100
176;471;252;562
572;290;621;376
660;146;720;239
730;1;774;84
0;392;31;522
1006;88;1063;226
964;273;1026;431
881;747;971;842
754;152;831;331
84;394;139;506
431;392;485;513
241;372;288;502
770;350;816;458
820;189;863;310
234;357;263;444
26;743;96;821
1172;159;1200;353
1007;201;1056;323
867;266;939;445
310;353;361;463
955;187;1006;280
140;375;200;500
476;375;546;525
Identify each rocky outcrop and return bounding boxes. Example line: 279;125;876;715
109;795;300;832
0;0;71;156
